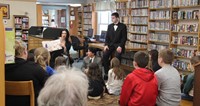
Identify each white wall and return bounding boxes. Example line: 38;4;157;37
0;0;37;28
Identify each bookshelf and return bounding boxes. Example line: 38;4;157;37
82;4;97;37
77;6;83;37
13;15;29;45
170;0;200;72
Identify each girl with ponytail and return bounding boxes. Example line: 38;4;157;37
106;57;125;95
34;47;56;76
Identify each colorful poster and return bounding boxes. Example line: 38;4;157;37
5;28;15;64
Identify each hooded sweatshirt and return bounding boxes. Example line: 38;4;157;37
120;68;158;106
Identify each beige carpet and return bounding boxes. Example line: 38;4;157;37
88;93;119;106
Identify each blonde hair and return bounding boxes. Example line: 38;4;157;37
54;56;67;69
15;40;27;57
34;47;50;70
38;67;89;106
110;57;125;80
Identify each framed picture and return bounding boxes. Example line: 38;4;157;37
0;3;10;19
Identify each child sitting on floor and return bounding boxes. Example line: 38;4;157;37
54;56;67;69
120;51;158;106
106;57;125;95
86;63;105;99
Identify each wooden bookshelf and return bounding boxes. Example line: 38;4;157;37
13;15;29;46
82;4;97;37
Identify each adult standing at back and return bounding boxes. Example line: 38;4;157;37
103;12;127;80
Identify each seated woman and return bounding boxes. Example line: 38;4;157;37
86;63;105;99
38;67;88;106
34;47;56;76
5;40;48;106
50;29;73;68
181;55;200;101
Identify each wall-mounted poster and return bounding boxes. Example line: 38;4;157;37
5;28;15;64
0;3;10;19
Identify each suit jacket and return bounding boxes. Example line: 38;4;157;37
105;22;127;50
82;56;102;71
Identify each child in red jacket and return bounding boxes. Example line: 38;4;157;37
120;51;158;106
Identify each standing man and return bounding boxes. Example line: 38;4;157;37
103;12;127;80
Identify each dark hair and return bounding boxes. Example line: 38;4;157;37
88;47;96;55
159;49;174;64
134;51;149;68
60;29;70;42
149;49;159;61
27;49;35;62
54;56;67;69
111;12;119;18
110;57;125;80
87;63;102;81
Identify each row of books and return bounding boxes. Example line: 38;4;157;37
126;41;147;48
171;36;198;46
173;60;190;71
149;22;170;31
130;0;148;8
129;17;148;25
171;24;198;32
83;13;92;18
15;30;22;36
131;9;148;16
129;26;148;34
172;10;199;20
15;18;24;24
172;48;197;58
128;34;147;42
83;5;92;12
149;0;171;9
149;33;170;43
150;11;170;19
172;0;199;7
148;44;168;51
83;25;92;30
116;2;128;9
83;19;92;24
117;10;129;17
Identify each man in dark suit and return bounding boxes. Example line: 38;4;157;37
103;12;127;80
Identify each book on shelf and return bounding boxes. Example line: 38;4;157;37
130;0;148;8
148;44;168;51
83;19;92;24
171;36;198;46
129;17;148;25
22;34;28;41
116;2;128;9
172;10;199;20
117;9;129;17
15;30;22;36
83;25;92;30
149;33;169;43
150;0;171;9
83;5;92;12
126;41;147;49
131;9;148;16
149;22;170;31
172;0;199;7
128;33;147;43
83;13;92;18
171;24;198;32
129;26;148;34
150;10;170;19
173;59;190;71
15;17;22;24
172;48;197;58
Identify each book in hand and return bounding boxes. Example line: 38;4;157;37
42;39;62;52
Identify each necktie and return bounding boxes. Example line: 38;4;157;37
89;59;92;63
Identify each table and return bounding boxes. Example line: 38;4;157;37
88;43;147;51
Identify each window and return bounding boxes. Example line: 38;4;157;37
97;11;112;34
